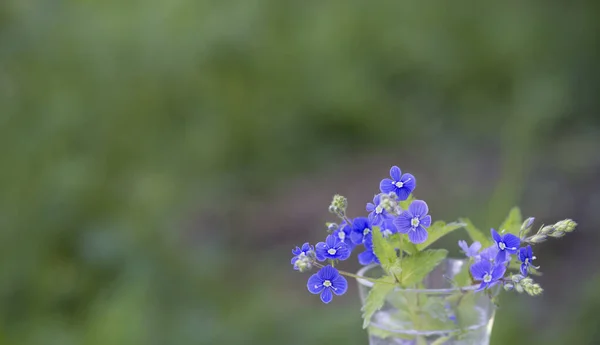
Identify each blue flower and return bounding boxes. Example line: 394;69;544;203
458;240;481;258
307;265;348;303
358;236;380;265
366;194;393;225
380;218;398;238
470;260;506;291
491;229;520;263
331;220;352;242
315;234;351;261
518;245;537;276
350;217;373;245
479;245;499;262
393;200;431;244
379;166;416;201
291;242;315;271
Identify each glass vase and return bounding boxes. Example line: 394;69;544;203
356;259;496;345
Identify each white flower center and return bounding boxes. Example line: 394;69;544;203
338;232;345;240
411;218;420;227
327;248;337;255
395;181;404;188
498;242;506;250
323;280;332;287
375;205;383;214
483;273;492;283
363;228;371;236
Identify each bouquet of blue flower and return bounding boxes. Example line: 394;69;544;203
291;166;576;345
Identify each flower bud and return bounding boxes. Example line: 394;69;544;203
539;225;555;236
504;283;514;291
519;217;535;238
548;230;565;238
294;257;313;272
554;219;577;233
527;234;547;244
326;222;338;232
328;205;339;214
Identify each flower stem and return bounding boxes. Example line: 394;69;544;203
312;261;395;285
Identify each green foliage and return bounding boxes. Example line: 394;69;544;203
459;218;493;248
397;249;448;287
454;262;473;287
416;221;466;251
361;276;396;329
499;207;523;236
372;226;399;274
398;194;415;210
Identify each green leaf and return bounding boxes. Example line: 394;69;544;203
453;261;473;287
399;249;448;287
416;221;466;251
372;226;398;273
361;276;396;329
459;218;493;248
499;207;522;236
431;336;452;345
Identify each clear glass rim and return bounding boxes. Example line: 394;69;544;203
356;262;480;293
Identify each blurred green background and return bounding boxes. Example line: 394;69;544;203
1;1;600;344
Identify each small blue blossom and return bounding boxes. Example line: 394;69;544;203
379;166;416;201
491;229;520;263
315;234;351;261
332;221;355;249
393;200;431;244
350;217;373;245
518;245;537;276
470;260;506;291
307;265;348;303
380;218;398;238
458;240;481;258
291;242;315;271
479;245;500;262
358;236;380;265
366;194;393;225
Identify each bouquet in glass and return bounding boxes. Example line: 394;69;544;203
290;166;576;345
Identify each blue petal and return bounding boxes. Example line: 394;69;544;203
495;249;507;264
325;234;337;248
335;243;351;260
291;257;298;265
420;215;432;228
366;203;375;212
394;213;413;234
400;173;416;190
470;241;482;253
520;263;528;276
320;288;333;304
408;200;429;217
380;179;395;193
292;247;301;256
518;247;527;262
476;282;489;291
331;275;348;296
502;234;521;253
491;229;501;243
358;250;375;265
318;265;339;281
470;260;491;280
408;226;428;244
350;231;364;245
527;245;533;258
353;217;370;230
396;187;411;201
390;166;402;181
491;263;507;281
301;242;311;252
307;274;324;294
368;212;382;225
458;240;469;253
315;242;327;261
